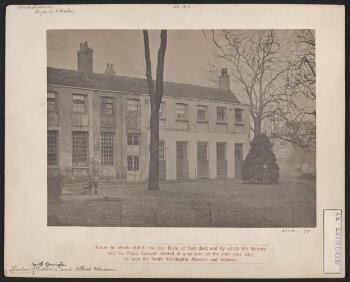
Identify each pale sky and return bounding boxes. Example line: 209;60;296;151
47;30;215;87
47;29;314;114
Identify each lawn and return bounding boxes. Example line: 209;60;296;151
48;179;316;228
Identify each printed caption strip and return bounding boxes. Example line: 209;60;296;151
93;244;271;264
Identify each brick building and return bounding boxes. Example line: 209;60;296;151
47;42;250;183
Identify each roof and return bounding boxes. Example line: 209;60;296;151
47;67;241;104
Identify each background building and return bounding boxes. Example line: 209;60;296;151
47;42;250;183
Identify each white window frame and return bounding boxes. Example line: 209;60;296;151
101;132;115;166
159;102;166;119
176;103;188;120
72;94;87;113
127;155;139;171
235;108;244;124
217;107;227;122
197;105;208;122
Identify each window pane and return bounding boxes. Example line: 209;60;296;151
127;134;133;145
101;97;114;116
73;95;86;112
159;102;166;119
127;99;139;116
48;130;58;166
235;143;243;160
176;104;188;119
72;132;88;167
48;92;56;112
134;156;139;171
133;135;139;145
197;106;207;121
159;140;165;160
127;156;139;171
176;142;187;160
127;134;140;145
217;143;226;160
47;98;56;112
101;133;114;165
127;156;133;171
73;94;86;101
217;107;226;122
235;108;243;123
197;142;208;160
127;100;139;128
106;104;113;115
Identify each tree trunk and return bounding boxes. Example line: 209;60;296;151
148;101;160;190
254;118;262;137
143;30;167;190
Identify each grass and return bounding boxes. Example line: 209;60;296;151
48;180;316;228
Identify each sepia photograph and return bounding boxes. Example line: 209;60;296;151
5;4;345;279
47;29;316;228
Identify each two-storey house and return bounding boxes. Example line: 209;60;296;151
47;41;250;183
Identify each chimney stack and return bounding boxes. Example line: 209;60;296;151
219;67;230;90
104;63;116;75
77;41;93;74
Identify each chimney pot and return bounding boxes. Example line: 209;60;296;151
104;62;115;75
219;68;230;90
221;67;228;76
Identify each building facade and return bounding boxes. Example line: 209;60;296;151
47;42;250;183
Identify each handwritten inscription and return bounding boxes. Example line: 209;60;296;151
282;228;312;235
94;244;270;264
8;261;116;275
17;5;75;16
172;4;194;9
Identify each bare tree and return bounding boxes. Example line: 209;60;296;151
288;30;315;101
269;30;316;151
211;30;290;137
271;119;316;151
210;30;316;151
143;30;167;190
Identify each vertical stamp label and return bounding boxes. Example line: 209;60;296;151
323;209;342;274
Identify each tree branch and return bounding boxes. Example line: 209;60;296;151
155;30;167;107
143;30;155;98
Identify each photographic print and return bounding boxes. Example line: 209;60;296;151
6;4;345;279
47;29;316;228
